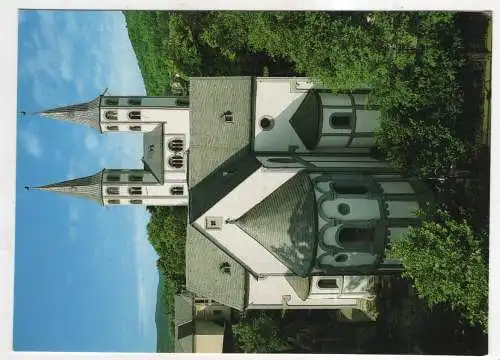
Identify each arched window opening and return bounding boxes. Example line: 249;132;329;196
128;187;142;196
105;110;118;120
169;155;184;169
338;227;374;250
106;187;119;195
331;183;368;195
107;174;120;182
168;139;184;152
330;114;352;129
106;125;119;131
128;174;143;182
317;279;339;289
130;199;143;204
128;111;141;120
105;98;119;106
128;98;142;106
129;125;141;131
108;199;120;204
170;186;184;196
219;262;231;275
335;254;348;263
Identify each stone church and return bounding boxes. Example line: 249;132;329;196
30;77;432;311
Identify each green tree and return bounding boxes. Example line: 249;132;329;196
387;208;488;332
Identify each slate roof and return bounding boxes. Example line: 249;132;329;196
142;124;165;184
174;295;194;353
36;94;102;132
185;225;247;310
285;276;311;301
235;171;318;276
188;77;259;222
289;90;321;150
33;170;104;204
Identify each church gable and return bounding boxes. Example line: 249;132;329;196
235;170;317;276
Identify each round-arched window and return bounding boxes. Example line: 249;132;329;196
168;155;184;169
105;111;118;120
168;139;184;152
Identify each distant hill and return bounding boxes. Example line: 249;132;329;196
155;271;173;352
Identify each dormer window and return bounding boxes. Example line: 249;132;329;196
105;111;118;120
219;262;231;275
128;98;142;106
221;111;233;123
170;186;184;196
106;187;119;195
105;98;119;106
128;111;141;120
129;187;142;195
168;155;184;169
168;139;184;152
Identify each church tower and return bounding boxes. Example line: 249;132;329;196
31;91;191;207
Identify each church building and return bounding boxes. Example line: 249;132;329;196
30;77;432;311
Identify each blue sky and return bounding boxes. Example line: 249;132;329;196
14;10;159;352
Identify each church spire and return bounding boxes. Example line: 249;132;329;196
34;89;108;131
31;170;105;204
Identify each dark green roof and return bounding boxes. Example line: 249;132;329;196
289;90;321;150
188;77;254;188
235;171;318;276
185;225;246;310
143;124;164;184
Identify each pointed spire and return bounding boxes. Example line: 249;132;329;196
34;89;108;132
31;170;105;204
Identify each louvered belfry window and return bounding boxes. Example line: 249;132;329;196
168;138;184;152
168;155;183;169
170;186;184;196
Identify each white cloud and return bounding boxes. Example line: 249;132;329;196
19;127;43;158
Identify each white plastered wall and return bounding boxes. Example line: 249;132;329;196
194;167;302;275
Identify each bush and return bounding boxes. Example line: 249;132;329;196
233;311;292;353
387;208;488;332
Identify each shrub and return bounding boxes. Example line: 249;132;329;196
387;208;488;332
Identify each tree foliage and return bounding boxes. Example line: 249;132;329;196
387;208;488;332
